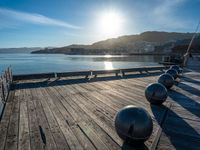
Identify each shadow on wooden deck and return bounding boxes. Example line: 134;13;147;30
181;76;200;86
150;75;200;149
169;90;200;119
151;104;200;149
177;82;200;97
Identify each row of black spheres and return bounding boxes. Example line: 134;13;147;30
114;65;182;143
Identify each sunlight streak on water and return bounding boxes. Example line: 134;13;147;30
104;61;113;70
104;54;112;58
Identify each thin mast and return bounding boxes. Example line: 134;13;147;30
183;21;200;66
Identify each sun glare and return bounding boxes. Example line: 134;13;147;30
104;54;112;58
97;10;124;38
104;61;113;70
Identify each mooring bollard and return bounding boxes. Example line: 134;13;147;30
115;105;153;143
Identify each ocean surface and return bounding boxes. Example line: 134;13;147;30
0;53;163;75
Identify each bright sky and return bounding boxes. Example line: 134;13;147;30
0;0;199;48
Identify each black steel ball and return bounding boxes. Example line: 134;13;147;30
166;69;178;79
158;73;174;89
145;83;168;105
115;105;153;143
170;65;181;74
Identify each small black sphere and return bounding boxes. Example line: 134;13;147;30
158;73;174;89
166;69;178;79
115;105;153;143
145;83;168;105
170;65;181;74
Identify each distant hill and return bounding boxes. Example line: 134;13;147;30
0;47;42;53
32;31;200;55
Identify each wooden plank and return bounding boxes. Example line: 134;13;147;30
103;89;147;107
18;89;31;150
39;88;71;150
54;85;105;149
36;87;70;150
78;82;101;92
26;89;45;150
0;90;15;150
43;87;84;150
72;93;115;128
4;89;20;150
52;85;121;149
53;85;121;149
78;122;109;150
62;84;77;95
78;92;116;122
32;88;58;150
71;84;89;93
68;93;123;146
58;85;122;149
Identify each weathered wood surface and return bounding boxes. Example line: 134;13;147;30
0;70;200;149
156;71;200;150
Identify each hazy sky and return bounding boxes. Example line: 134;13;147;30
0;0;199;48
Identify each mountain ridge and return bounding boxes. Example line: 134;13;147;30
0;47;43;53
30;31;200;54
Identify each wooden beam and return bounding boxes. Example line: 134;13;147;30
13;66;167;81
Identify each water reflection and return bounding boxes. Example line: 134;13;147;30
104;54;112;58
104;61;113;70
0;54;163;74
66;55;163;62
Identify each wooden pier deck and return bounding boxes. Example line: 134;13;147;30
0;68;200;149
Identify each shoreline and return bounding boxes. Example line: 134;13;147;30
31;52;200;56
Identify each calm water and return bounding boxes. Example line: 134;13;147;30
0;54;163;75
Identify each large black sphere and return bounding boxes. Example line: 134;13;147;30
115;105;153;142
170;65;181;74
158;73;174;89
166;69;178;79
145;83;168;105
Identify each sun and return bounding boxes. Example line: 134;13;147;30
97;10;124;38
